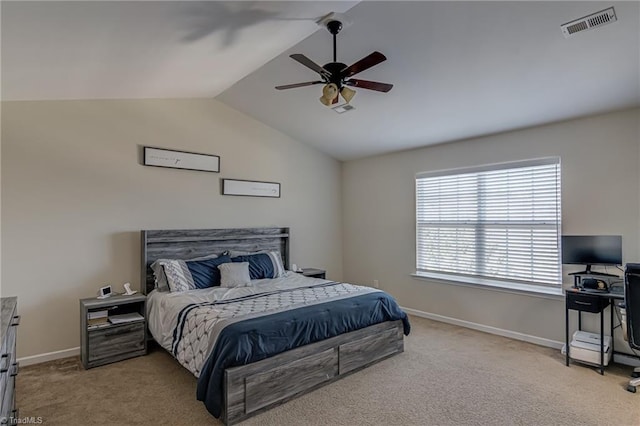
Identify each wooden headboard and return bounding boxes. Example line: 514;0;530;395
141;227;290;294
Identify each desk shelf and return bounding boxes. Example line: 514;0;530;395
564;289;623;375
566;292;609;313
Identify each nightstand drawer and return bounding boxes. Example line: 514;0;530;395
566;292;609;313
88;322;145;362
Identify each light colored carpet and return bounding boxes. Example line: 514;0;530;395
18;316;640;425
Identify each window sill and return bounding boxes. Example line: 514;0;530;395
411;271;564;300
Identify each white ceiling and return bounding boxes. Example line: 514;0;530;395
218;1;640;160
3;2;639;161
1;1;356;100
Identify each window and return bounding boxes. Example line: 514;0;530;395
416;158;561;288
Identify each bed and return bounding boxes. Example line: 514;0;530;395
141;227;410;425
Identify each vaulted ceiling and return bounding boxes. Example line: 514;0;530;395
2;1;356;100
3;2;639;161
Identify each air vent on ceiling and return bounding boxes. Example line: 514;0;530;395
332;104;355;114
561;7;617;38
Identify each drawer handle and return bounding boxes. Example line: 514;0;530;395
104;328;137;337
11;315;20;326
0;354;9;373
10;362;19;377
574;301;591;305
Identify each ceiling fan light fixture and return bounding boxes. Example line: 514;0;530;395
277;17;392;108
319;83;339;106
340;86;356;103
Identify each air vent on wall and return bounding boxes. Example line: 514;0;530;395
561;7;617;38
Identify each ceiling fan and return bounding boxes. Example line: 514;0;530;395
275;19;393;106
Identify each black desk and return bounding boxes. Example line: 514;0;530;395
565;288;624;374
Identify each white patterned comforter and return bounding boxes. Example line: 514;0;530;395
147;272;377;377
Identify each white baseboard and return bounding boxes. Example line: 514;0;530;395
17;312;640;370
402;307;640;367
402;306;564;349
17;347;79;367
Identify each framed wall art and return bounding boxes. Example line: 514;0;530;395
143;147;220;173
222;179;281;198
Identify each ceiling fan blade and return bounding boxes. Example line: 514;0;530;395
341;51;387;78
344;79;393;93
275;81;324;90
290;54;331;78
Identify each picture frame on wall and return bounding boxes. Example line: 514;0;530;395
143;146;220;173
222;179;281;198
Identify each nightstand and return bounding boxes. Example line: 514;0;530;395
297;268;326;279
80;294;147;369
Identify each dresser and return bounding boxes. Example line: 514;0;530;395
1;297;19;424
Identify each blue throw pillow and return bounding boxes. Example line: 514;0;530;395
231;252;284;279
186;255;232;289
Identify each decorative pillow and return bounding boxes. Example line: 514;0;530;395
151;254;219;291
218;262;252;288
150;261;171;292
160;259;195;292
186;255;232;289
231;251;285;279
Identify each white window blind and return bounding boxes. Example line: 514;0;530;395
416;158;562;287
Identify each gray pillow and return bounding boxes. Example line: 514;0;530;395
218;262;251;288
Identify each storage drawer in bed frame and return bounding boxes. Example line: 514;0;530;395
224;320;404;425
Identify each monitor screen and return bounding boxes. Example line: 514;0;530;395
561;235;622;265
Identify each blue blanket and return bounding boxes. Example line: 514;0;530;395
194;291;410;418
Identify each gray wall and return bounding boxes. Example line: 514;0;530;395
1;98;343;358
3;98;638;359
342;108;640;351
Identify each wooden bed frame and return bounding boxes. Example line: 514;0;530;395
141;227;405;425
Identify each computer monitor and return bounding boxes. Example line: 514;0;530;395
562;235;622;274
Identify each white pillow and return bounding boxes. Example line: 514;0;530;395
218;262;252;288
